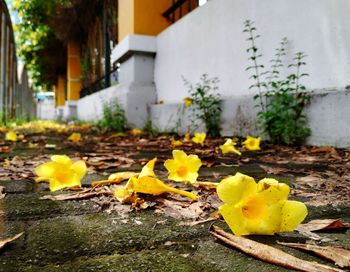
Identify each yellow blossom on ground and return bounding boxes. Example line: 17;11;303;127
139;157;157;178
242;136;261;151
35;155;87;192
217;172;307;236
192;133;206;146
68;133;81;142
183;97;193;107
183;133;191;142
0;127;8;133
164;150;202;183
5;131;17;142
114;157;197;202
171;137;183;147
130;128;142;136
220;139;242;155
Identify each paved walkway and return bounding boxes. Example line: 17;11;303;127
0;130;349;271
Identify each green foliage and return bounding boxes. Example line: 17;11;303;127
184;74;222;137
97;99;127;132
244;20;310;145
13;0;71;90
143;119;160;137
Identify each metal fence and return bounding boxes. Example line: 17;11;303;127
163;0;200;23
0;0;35;122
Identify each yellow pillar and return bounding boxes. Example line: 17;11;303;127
118;0;172;41
55;76;65;107
67;42;81;101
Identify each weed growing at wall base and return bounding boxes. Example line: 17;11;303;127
184;74;222;137
97;99;127;132
244;20;310;145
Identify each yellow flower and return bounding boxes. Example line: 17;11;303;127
192;133;206;146
35;155;87;192
114;157;197;202
5;131;17;142
217;173;307;236
242;136;261;151
130;128;142;136
139;157;157;178
68;133;81;142
220;139;241;155
183;97;193;107
164;150;202;183
171;137;183;147
183;133;191;142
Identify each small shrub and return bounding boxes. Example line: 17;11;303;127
244;20;310;145
184;74;222;137
97;99;127;132
143;119;160;137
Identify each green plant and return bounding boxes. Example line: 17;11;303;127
244;20;310;145
97;99;127;132
184;74;222;137
143;119;160;137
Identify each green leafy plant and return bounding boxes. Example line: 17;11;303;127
143;119;160;137
184;74;222;137
97;99;127;132
244;20;310;145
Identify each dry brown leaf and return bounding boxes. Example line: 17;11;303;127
0;186;5;200
40;187;113;201
210;226;343;272
298;219;350;232
0;233;23;249
278;242;350;268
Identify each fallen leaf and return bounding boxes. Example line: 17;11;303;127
278;242;350;268
210;226;343;272
0;233;23;250
0;186;5;199
298;219;350;232
40;187;113;201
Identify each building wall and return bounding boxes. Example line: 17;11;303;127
118;0;171;42
155;0;350;103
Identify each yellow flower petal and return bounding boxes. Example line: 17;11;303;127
35;162;58;180
183;133;191;142
192;133;206;146
139;158;157;178
51;155;72;165
183;97;193;107
68;133;81;142
280;200;308;232
70;160;87;180
220;139;241;155
217;173;257;205
5;131;17;142
35;155;86;191
164;150;202;183
242;136;261;151
171;137;183;147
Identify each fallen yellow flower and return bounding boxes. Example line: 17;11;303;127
183;97;193;107
114;157;197;202
68;132;81;142
130;128;142;136
164;150;202;183
183;133;191;142
5;131;17;142
139;157;157;178
128;176;197;200
217;173;307;236
243;136;261;151
192;133;206;146
91;171;138;187
171;137;183;147
220;139;242;155
35;155;87;192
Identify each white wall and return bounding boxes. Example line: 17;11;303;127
155;0;350;103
